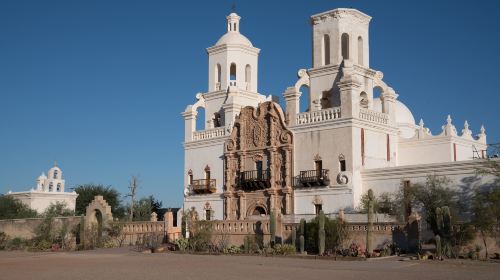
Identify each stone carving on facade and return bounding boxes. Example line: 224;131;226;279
336;172;349;185
223;101;294;220
311;9;371;26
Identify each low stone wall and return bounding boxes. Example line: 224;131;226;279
116;221;181;245
0;216;82;239
211;219;272;244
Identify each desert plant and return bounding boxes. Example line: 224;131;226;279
273;244;296;255
270;210;276;247
299;218;305;254
435;234;442;260
0;232;8;250
175;237;189;251
366;189;375;256
291;226;297;248
318;210;325;255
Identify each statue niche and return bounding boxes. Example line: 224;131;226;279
223;101;294;220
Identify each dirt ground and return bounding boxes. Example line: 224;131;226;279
0;248;499;280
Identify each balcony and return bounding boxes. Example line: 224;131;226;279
192;127;227;141
238;170;271;191
296;107;341;125
190;179;216;194
296;169;329;187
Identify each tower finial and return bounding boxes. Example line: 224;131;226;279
231;2;236;13
53;160;57;167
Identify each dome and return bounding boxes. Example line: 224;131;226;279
373;98;416;138
215;32;253;47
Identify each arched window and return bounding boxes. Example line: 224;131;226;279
213;112;221;127
299;85;310;113
49;182;53;192
188;170;193;185
53;170;58;179
230;63;236;80
56;183;61;192
245;64;251;90
323;34;330;65
360;91;368;109
357;36;364;65
215;64;221;90
339;154;346;172
341;33;349;60
195;107;205;131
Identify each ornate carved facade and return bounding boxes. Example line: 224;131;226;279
223;101;293;220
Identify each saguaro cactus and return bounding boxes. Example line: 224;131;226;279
299;218;306;254
79;216;86;249
291;226;297;248
435;234;442;260
318;210;325;255
270;210;276;247
442;206;451;257
366;189;375;256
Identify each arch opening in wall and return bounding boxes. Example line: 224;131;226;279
357;36;363;65
56;183;61;192
215;64;222;90
374;86;384;112
195;107;205;131
360;91;368;109
230;63;237;82
341;33;350;60
299;85;310;113
323;34;330;65
213;112;222;127
245;64;251;90
53;170;58;179
49;182;53;192
252;206;266;216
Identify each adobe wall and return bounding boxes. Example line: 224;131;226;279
0;216;82;239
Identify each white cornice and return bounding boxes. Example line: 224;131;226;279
310;8;372;25
289;117;397;134
184;137;228;149
362;159;496;180
206;44;260;55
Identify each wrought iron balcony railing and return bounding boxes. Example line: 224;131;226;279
238;170;271;191
296;169;329;187
190;179;216;194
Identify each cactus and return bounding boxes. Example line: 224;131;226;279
442;206;451;257
79;216;85;249
299;235;305;254
366;189;375;256
270;210;276;247
291;226;297;248
299;218;306;254
436;207;443;233
318;210;325;255
435;234;442;260
300;219;306;236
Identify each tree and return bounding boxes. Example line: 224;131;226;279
406;175;458;234
358;191;398;216
126;176;139;222
125;195;163;221
471;187;500;259
44;202;74;217
72;184;124;219
0;195;38;219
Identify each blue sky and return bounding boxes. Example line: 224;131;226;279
1;0;499;207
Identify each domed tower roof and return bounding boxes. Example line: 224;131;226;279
215;12;253;47
373;98;416;138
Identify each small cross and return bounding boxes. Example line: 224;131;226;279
231;2;236;13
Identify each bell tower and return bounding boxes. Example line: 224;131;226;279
311;8;371;68
207;13;260;93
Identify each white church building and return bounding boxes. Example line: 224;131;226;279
7;163;78;214
182;8;491;222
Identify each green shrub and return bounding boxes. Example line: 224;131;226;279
224;245;241;254
175;237;189;251
273;244;296;255
8;237;29;250
0;232;8;250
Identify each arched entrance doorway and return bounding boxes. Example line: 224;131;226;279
83;196;113;247
252;206;266;216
